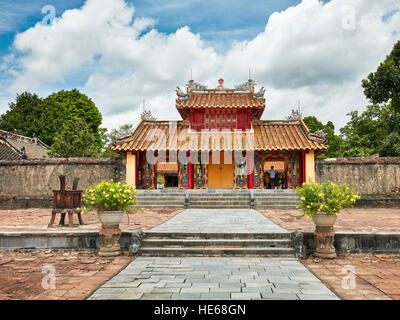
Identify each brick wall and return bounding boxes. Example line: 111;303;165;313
316;157;400;207
315;157;400;196
0;158;125;208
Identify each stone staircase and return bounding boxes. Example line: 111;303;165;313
138;232;295;257
253;190;301;210
132;189;186;208
188;190;250;209
132;189;300;209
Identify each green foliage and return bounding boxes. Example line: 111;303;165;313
100;123;134;158
295;179;360;218
0;92;44;139
82;180;136;213
0;89;104;156
379;132;400;157
157;175;165;185
303;116;344;158
46;89;103;151
340;40;400;157
362;40;400;112
49;117;100;157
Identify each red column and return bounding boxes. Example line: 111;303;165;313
247;153;254;189
188;160;194;189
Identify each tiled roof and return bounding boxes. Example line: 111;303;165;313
176;92;265;109
263;161;285;171
0;139;22;160
113;119;328;153
156;162;178;173
0;130;49;159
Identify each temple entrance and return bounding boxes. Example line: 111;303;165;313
208;152;234;189
165;175;178;187
263;159;288;189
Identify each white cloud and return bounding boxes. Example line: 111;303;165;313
2;0;400;131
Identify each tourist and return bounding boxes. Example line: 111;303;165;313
264;172;270;189
268;166;277;189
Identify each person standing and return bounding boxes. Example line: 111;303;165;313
268;166;277;189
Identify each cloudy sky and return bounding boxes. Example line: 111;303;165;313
0;0;399;132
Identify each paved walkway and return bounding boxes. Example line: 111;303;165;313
150;209;287;233
89;257;339;300
89;209;338;300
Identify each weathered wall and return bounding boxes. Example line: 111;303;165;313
315;157;400;196
316;157;400;207
0;158;125;208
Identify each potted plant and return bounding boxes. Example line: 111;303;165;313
82;180;136;257
157;175;165;189
295;179;359;258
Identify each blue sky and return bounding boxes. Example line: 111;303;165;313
0;0;398;131
0;0;306;53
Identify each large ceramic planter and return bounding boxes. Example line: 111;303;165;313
312;213;337;259
97;210;124;257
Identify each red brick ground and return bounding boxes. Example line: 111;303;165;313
0;251;133;300
0;208;183;232
302;254;400;300
259;208;400;232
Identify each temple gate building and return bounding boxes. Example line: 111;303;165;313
113;79;328;189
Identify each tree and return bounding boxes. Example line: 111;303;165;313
0;89;104;156
362;40;400;112
303;116;343;158
101;123;134;158
46;89;103;152
49;117;99;157
0;92;42;138
341;40;400;157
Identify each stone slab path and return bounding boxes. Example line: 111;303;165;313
89;209;338;300
150;209;287;233
89;257;339;300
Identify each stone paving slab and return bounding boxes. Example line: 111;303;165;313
150;209;287;233
88;257;339;300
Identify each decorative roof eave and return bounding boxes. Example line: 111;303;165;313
113;119;328;153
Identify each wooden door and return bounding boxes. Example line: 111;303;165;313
208;153;234;189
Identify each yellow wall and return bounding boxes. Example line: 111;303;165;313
126;151;136;187
305;150;315;182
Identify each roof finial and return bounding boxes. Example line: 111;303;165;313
190;69;193;81
249;68;251;80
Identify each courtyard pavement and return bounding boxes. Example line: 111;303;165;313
150;208;287;233
89;208;339;300
88;257;339;300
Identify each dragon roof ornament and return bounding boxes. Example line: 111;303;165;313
235;79;256;91
175;78;266;101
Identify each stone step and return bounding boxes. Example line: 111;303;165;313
143;232;292;239
190;195;250;197
138;247;295;257
136;195;186;199
189;205;250;208
188;201;250;205
136;200;185;204
141;239;293;248
255;200;300;205
131;204;184;208
254;205;298;209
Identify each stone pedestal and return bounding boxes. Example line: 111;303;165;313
97;210;124;257
99;226;122;257
312;213;337;259
314;225;336;259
